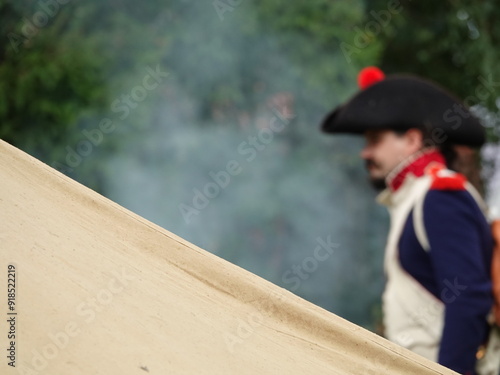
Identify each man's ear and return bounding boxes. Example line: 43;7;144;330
405;128;425;152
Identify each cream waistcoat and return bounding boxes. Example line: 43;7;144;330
377;173;444;361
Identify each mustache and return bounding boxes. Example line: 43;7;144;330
365;159;381;169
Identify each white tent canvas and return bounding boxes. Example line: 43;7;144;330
0;140;456;374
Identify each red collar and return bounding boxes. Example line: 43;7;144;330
386;149;446;192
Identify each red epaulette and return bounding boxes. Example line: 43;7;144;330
426;165;467;190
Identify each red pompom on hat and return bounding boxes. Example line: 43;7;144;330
357;66;385;89
321;67;486;147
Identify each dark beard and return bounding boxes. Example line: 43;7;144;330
365;159;387;191
369;177;387;191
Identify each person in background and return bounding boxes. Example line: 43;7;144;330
321;67;494;375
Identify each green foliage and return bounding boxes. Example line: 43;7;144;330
363;0;500;139
0;1;109;156
0;0;175;161
0;0;372;159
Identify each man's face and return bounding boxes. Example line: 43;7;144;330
360;129;423;190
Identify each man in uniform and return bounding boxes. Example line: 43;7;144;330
321;67;494;374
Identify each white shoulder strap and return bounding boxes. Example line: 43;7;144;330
412;191;431;252
465;181;490;219
411;179;490;253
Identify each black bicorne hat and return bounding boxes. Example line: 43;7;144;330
321;67;486;147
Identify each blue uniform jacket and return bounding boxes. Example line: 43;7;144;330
385;150;493;374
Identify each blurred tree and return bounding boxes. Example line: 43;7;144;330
363;0;500;140
0;1;109;157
